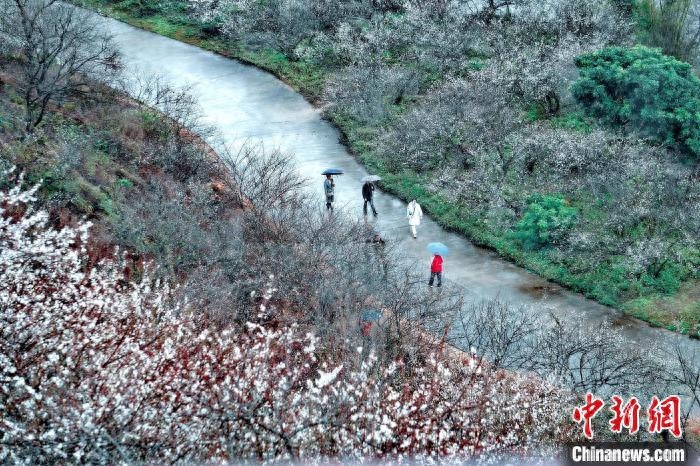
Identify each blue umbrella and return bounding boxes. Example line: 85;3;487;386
322;168;344;175
361;309;382;322
427;242;449;256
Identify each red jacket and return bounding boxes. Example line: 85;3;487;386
431;255;443;273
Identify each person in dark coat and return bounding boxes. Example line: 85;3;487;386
324;174;335;211
362;181;378;216
428;253;443;287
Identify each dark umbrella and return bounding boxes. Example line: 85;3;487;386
322;168;344;175
427;242;449;256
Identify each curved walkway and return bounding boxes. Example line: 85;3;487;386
101;16;698;353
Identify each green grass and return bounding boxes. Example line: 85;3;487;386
624;282;700;338
551;111;593;133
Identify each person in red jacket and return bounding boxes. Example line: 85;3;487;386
429;253;443;287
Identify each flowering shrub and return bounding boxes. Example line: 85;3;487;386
0;180;572;463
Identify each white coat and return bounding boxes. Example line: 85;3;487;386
407;201;423;226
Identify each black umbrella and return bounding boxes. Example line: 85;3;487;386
322;168;344;175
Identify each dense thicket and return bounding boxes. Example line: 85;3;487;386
636;0;700;65
1;172;697;462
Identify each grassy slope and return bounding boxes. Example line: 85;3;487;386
0;57;235;275
1;72;136;224
72;0;699;337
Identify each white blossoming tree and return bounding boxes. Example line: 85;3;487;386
0;179;573;463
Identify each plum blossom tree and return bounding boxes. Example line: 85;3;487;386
0;178;574;463
189;0;373;57
323;65;421;126
482;0;632;116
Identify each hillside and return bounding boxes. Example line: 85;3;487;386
0;46;579;462
2;1;700;461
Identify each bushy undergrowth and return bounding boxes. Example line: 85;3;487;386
0;178;580;463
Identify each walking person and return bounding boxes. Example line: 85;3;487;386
362;181;378;216
428;253;443;288
406;199;423;239
324;174;335;211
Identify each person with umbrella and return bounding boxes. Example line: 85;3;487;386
361;175;380;217
407;199;423;239
359;309;382;337
427;242;448;288
322;168;343;211
324;174;335;211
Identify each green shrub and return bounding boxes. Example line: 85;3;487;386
116;178;134;188
571;46;700;159
513;194;577;250
641;263;684;295
551;111;592;133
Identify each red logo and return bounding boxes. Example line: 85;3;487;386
609;395;641;434
572;393;605;439
648;395;682;438
573;394;682;439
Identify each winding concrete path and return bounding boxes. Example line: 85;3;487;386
101;16;699;354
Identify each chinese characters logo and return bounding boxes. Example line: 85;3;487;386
572;394;682;439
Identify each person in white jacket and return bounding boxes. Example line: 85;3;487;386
406;199;423;239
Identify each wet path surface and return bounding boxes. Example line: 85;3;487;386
102;16;699;354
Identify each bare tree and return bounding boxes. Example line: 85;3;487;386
0;0;117;132
323;65;420;126
124;75;213;140
659;346;700;430
451;299;542;370
530;315;657;394
451;299;662;396
221;142;306;215
113;74;221;181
